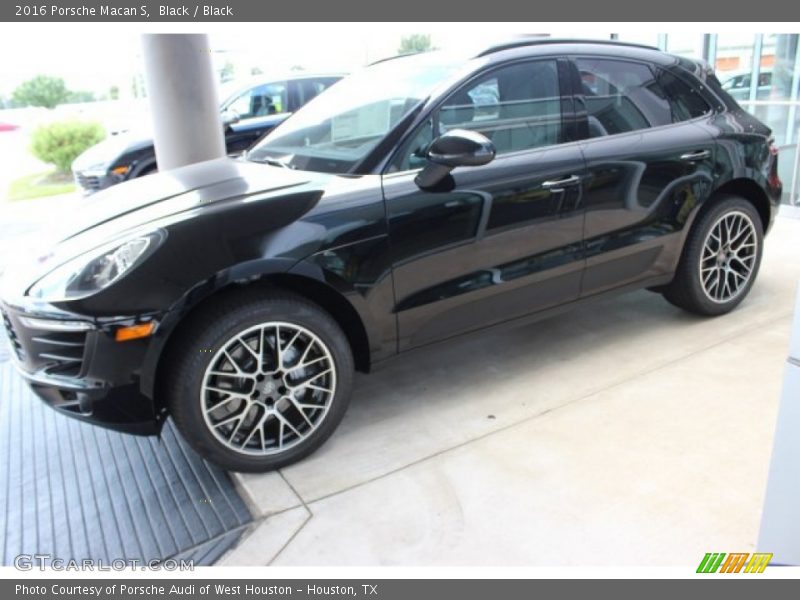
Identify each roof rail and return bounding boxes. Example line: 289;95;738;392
476;38;660;57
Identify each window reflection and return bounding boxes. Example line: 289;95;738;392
616;31;799;203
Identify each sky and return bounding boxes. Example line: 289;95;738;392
0;24;772;100
0;25;515;99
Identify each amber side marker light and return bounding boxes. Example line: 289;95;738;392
115;322;156;342
110;165;131;176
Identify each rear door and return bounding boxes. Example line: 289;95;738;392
570;57;717;295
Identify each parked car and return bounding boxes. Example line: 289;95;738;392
2;40;781;471
720;69;772;100
71;73;343;193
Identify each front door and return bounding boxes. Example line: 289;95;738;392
224;81;290;154
383;59;588;350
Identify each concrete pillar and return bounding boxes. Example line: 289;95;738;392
140;34;225;171
758;283;800;565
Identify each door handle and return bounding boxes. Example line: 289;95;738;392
679;149;711;162
541;174;581;190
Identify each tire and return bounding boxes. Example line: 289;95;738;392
662;195;763;316
165;289;354;472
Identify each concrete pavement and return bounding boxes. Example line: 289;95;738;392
223;214;800;566
2;180;798;566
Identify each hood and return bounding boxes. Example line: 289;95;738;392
1;157;330;300
68;157;325;240
72;128;156;171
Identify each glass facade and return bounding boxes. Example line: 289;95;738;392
617;33;800;204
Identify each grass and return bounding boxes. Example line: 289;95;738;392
8;170;76;202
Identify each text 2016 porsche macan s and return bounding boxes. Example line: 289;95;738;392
1;41;781;471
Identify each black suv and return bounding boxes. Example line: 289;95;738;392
1;41;782;471
71;73;343;193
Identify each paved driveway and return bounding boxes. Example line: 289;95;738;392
2;186;798;567
224;214;800;567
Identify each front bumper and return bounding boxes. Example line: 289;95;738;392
1;302;163;435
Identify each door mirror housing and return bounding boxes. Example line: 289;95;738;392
415;129;495;189
221;109;240;127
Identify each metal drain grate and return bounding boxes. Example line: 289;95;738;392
0;361;252;566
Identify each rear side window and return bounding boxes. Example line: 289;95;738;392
656;69;712;121
575;58;672;136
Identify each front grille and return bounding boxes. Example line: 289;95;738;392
75;173;102;192
30;331;88;377
1;311;24;361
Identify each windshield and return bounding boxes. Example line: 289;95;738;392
246;53;465;174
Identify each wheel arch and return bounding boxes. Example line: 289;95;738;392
141;269;374;410
709;177;773;234
659;175;772;285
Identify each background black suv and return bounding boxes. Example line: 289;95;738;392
71;73;343;193
2;40;781;472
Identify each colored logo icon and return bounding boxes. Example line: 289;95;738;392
697;552;773;573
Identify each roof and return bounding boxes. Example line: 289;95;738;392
476;37;659;57
474;38;675;67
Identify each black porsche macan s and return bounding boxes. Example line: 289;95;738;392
0;40;782;471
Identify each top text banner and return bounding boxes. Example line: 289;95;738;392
0;0;796;22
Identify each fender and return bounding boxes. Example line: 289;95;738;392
666;140;778;275
137;256;300;399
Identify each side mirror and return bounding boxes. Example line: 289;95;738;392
221;109;240;127
415;129;495;189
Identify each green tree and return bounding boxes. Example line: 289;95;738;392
12;75;70;109
398;34;436;55
30;121;105;173
108;85;120;100
66;90;95;104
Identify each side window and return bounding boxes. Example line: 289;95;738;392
655;69;712;121
299;78;339;105
392;60;562;171
722;74;749;90
575;58;672;136
227;82;288;119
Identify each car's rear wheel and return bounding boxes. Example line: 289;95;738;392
662;195;763;316
166;290;354;472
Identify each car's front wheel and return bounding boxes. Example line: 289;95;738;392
166;290;354;472
663;195;763;316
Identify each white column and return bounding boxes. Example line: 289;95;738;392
140;34;225;171
758;283;800;565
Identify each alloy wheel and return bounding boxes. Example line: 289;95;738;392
698;210;758;304
200;322;337;456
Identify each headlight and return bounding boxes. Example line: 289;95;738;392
27;232;162;301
